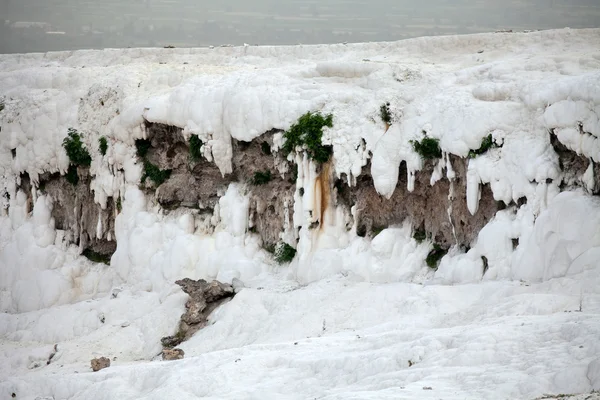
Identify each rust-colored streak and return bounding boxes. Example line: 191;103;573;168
314;162;330;230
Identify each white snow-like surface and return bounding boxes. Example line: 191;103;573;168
1;29;600;399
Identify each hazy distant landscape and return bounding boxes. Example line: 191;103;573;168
1;0;600;53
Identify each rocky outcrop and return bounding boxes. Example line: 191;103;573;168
91;357;110;372
550;131;600;194
145;122;295;247
17;170;117;261
162;348;185;361
338;156;499;249
161;279;235;348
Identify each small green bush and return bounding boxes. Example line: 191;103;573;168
135;138;152;158
413;229;427;243
65;164;79;186
426;244;448;268
282;112;333;164
98;136;108;156
275;242;296;264
63;128;92;166
141;160;172;186
189;135;203;161
380;103;392;125
251;170;272;185
410;137;442;159
116;196;122;213
468;134;497;158
82;248;111;265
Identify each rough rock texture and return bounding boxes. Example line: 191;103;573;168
161;279;235;348
143;122;501;250
162;348;185;361
19;171;117;258
146;122;295;246
43;170;116;256
550;131;600;194
337;156;499;249
90;357;110;372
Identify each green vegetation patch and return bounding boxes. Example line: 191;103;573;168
274;242;297;264
380;102;392;125
410;137;442;160
413;229;427;243
426;244;448;268
142;160;172;187
468;134;498;158
189;134;203;161
251;170;272;185
98;136;108;156
282;112;334;164
65;164;79;186
63;128;92;166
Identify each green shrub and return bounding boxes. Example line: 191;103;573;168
82;248;111;265
65;164;79;186
282;112;333;164
189;134;203;161
468;134;497;158
115;196;122;213
413;229;427;243
141;160;171;186
274;242;296;264
251;170;272;185
63;128;92;166
410;137;442;159
98;136;108;156
380;103;392;124
261;141;272;155
135;138;152;158
426;244;448;268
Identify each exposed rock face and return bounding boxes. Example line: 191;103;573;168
41;170;117;256
18;170;117;259
162;348;185;361
91;357;110;371
135;122;504;252
145;122;295;247
161;279;235;348
550;131;600;194
337;156;499;249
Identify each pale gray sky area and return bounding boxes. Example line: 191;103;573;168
1;0;599;54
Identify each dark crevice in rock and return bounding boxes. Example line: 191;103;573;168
550;130;600;195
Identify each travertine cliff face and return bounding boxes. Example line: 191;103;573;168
11;120;598;266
